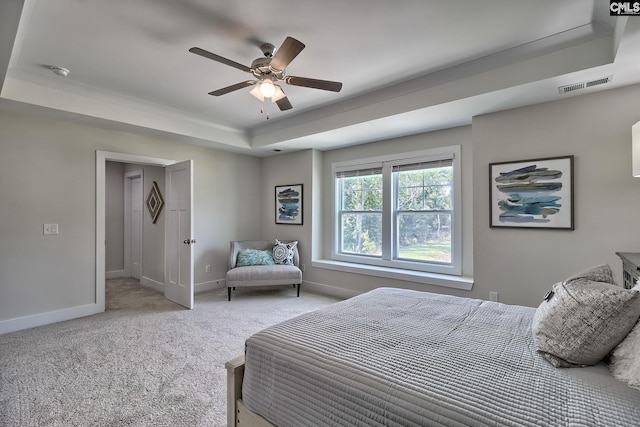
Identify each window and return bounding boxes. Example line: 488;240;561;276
332;146;461;275
336;166;383;257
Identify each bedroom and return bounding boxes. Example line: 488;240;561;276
1;0;640;331
1;1;640;424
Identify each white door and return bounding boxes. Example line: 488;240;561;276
124;170;143;280
164;160;194;309
130;176;143;279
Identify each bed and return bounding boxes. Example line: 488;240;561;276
226;285;640;426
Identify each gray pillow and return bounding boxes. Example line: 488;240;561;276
608;283;640;389
609;319;640;390
532;275;640;368
563;263;616;285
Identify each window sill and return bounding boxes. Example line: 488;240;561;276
311;259;474;290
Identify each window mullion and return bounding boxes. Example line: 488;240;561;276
381;163;393;261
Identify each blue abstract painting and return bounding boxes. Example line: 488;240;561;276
275;184;303;225
490;156;573;229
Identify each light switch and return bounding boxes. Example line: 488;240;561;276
43;224;59;235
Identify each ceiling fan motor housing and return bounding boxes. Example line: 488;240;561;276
251;57;284;80
251;57;271;72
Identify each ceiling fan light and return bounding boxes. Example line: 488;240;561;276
271;85;286;102
249;85;264;101
259;78;276;98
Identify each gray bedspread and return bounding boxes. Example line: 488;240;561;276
242;287;640;426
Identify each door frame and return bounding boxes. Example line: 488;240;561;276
96;151;175;311
124;170;143;278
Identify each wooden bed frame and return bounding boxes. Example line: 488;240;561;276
226;355;275;427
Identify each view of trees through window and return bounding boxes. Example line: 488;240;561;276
339;172;383;256
338;164;453;264
396;166;452;263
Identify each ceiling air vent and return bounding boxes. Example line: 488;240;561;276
558;76;612;94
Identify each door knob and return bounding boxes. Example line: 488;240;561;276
183;239;196;245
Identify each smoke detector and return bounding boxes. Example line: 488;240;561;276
50;66;70;77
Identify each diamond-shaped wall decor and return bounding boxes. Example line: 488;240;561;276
146;181;164;224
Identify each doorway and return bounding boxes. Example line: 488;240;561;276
96;151;193;312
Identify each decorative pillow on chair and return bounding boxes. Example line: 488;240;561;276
236;249;275;266
273;239;298;265
532;267;640;368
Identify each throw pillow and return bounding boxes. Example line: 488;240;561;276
236;249;275;267
273;239;298;265
564;264;616;285
532;274;640;368
609;317;640;390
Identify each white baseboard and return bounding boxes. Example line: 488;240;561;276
140;277;225;294
0;278;228;335
140;276;164;293
301;280;359;300
196;279;225;293
105;270;126;279
0;303;102;335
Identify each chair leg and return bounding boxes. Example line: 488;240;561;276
296;283;301;297
228;287;231;301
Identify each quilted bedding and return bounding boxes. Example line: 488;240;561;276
242;287;640;426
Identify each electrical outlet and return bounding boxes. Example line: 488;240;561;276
205;264;211;273
301;264;305;272
489;292;499;302
43;224;59;235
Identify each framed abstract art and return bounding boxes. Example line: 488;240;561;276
275;184;303;225
489;156;574;229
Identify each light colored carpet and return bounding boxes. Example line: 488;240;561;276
0;279;341;426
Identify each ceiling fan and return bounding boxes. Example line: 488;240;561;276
189;36;342;115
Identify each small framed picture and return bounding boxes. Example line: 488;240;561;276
275;184;303;225
489;156;574;229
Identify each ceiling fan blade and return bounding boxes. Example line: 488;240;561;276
284;76;343;92
208;80;256;96
270;37;305;71
275;96;293;111
189;47;251;73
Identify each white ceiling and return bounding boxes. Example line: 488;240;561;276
1;0;639;156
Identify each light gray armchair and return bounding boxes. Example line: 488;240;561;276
226;240;302;301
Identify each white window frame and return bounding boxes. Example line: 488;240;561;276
331;145;462;276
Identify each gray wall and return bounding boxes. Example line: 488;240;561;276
472;83;640;306
261;150;314;262
105;161;124;273
2;81;640;331
0;109;262;324
259;127;475;299
260;83;640;307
